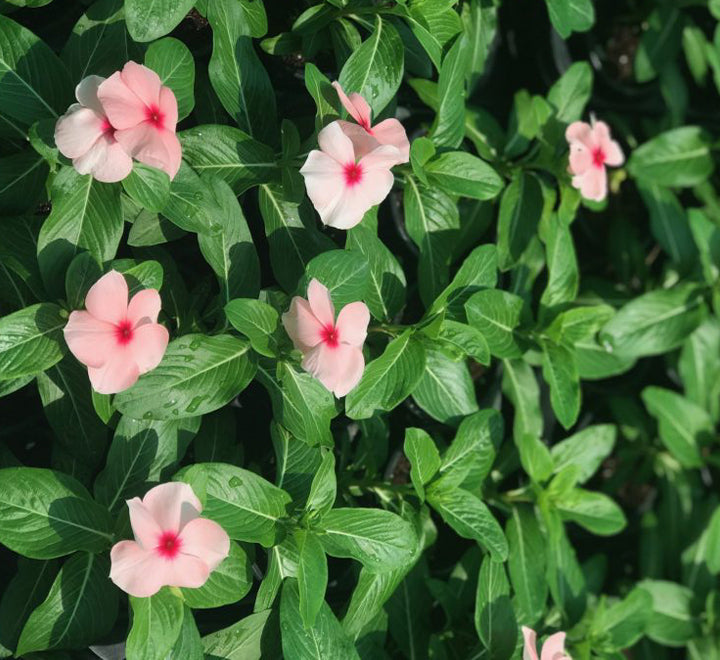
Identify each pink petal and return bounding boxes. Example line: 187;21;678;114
576;166;607;202
332;345;365;397
335;302;370;347
87;349;140;394
126;497;163;549
317;121;355;165
85;271;129;325
307;279;335;327
370;118;410;163
337;120;381;160
359;144;403;172
522;627;540;660
317;179;388;230
300;150;345;220
54;107;105;159
142;482;202;534
129;323;169;373
120;61;162;111
156;552;210;590
97;72;147;130
178;518;230;571
565;121;592;146
110;540;165;597
63;310;118;369
603;140;624;167
75;75;106;114
115;124;181;179
159;85;178;133
540;632;567;660
332;82;372;128
127;289;162;326
568;144;591;176
282;297;324;351
85;137;133;183
302;343;364;397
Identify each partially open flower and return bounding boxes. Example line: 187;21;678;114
110;482;230;598
332;81;410;163
54;76;133;183
282;278;369;397
566;118;624;202
97;62;182;179
300;121;400;230
63;270;169;394
522;626;570;660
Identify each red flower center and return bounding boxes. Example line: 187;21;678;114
592;147;605;168
155;531;182;559
146;104;165;129
343;162;363;187
321;324;340;348
115;320;134;346
101;118;115;140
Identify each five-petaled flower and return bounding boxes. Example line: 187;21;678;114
54;76;133;183
110;482;230;598
332;81;410;164
300;121;401;230
566;118;624;202
63;270;169;395
282;278;370;397
522;626;571;660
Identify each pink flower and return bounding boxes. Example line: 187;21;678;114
110;482;230;598
522;626;571;660
97;61;182;179
54;76;133;183
63;271;169;395
566;118;624;202
332;81;410;163
300;121;400;230
282;278;369;397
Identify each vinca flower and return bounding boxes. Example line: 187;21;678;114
110;483;230;598
282;278;369;397
63;271;169;394
522;626;571;660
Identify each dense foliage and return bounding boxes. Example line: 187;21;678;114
1;0;720;658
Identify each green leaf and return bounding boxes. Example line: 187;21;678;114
122;164;171;213
0;303;66;381
182;542;252;609
539;215;578;317
305;450;337;517
304;62;340;131
546;61;593;123
403;428;441;500
345;224;406;322
679;318;720;422
16;553;117;655
545;0;594;39
497;171;543;270
465;289;525;358
198;178;261;304
161;162;223;234
628;126;714;187
319;508;417;572
145;37;195;121
202;609;275;659
225;299;279;357
272;423;323;504
338;16;403;117
425;152;504;201
94;416;200;514
591;588;653;651
541;339;580;430
257;361;337;448
638;580;699;646
437;320;490;364
706;506;720;574
179;125;277;195
0;215;45;308
170;607;203;660
474;555;517;660
431;33;468;147
127;589;184;660
0;15;72;127
115;334;257;420
280;580;360;660
302;250;370;309
412;347;479;425
506;506;547;623
125;0;194;42
600;283;706;358
0;149;48;214
65;252;102;311
177;463;291;546
634;7;683;83
0;467;113;559
554;488;627;536
37;167;123;296
345;331;426;420
551;425;616;483
295;531;328;629
688;208;720;286
207;0;277;141
427;479;508;561
641;386;711;468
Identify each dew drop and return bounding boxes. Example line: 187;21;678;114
228;476;243;488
